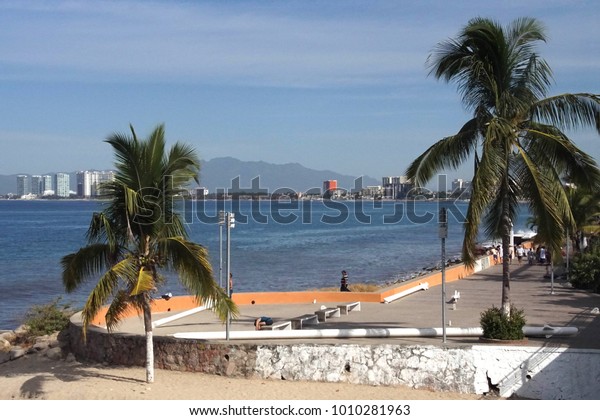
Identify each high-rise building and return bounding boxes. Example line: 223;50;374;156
16;175;30;197
77;170;115;197
31;175;42;196
42;175;53;195
95;170;115;196
76;171;92;197
55;173;70;197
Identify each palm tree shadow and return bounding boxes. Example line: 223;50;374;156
17;358;146;399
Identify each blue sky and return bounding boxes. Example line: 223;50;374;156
1;0;599;184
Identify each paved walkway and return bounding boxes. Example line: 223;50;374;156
116;262;600;349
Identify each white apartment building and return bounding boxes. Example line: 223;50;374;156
55;173;71;197
382;176;413;199
76;170;115;197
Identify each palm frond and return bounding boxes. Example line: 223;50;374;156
165;142;200;184
461;135;505;265
130;267;155;296
104;290;132;332
61;243;121;292
405;118;480;185
161;236;238;320
79;256;137;332
524;122;600;190
533;93;600;134
86;212;117;251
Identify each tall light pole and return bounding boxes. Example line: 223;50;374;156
439;207;448;344
218;211;225;289
225;212;235;341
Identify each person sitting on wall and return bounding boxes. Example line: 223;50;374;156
254;316;273;330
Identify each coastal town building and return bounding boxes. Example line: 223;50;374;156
382;176;413;199
76;170;115;198
16;175;30;198
359;185;383;198
195;187;209;198
42;175;53;195
55;173;71;197
31;175;43;196
451;179;472;197
322;180;338;199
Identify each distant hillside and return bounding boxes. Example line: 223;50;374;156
0;175;15;195
199;157;379;193
0;159;380;195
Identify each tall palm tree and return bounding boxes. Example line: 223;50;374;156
406;17;600;315
62;124;237;383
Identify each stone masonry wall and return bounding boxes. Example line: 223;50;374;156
254;344;478;394
68;323;600;399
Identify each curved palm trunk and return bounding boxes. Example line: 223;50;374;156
143;299;155;383
501;173;512;317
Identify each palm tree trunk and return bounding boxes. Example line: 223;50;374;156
143;299;155;383
501;172;512;317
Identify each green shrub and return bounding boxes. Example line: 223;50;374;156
570;251;600;293
480;306;526;340
24;298;74;337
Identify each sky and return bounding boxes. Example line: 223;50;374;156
1;0;599;183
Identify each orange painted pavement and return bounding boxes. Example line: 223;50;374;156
90;256;495;327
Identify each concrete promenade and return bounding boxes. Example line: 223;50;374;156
116;261;600;349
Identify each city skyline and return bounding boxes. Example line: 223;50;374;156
10;169;471;199
1;1;598;181
13;170;115;198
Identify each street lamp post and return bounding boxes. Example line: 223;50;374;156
225;212;235;341
218;211;225;289
439;207;448;344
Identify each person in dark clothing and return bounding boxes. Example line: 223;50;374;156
254;316;273;330
340;270;351;292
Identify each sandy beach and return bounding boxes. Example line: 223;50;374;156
0;351;495;400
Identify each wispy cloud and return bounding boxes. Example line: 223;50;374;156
16;1;598;88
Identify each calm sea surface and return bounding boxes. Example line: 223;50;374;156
0;199;531;330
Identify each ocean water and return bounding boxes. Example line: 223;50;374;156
0;199;531;330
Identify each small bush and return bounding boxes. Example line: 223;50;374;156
570;252;600;293
24;298;74;337
480;305;526;340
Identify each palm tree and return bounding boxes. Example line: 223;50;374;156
406;17;600;316
62;124;237;383
565;185;600;250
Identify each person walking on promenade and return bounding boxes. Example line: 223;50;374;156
340;270;351;292
229;273;233;297
516;244;525;264
539;246;547;265
527;248;535;265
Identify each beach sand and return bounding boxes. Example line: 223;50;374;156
0;352;495;400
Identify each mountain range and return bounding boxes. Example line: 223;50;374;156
0;157;380;195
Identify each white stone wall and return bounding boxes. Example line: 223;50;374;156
255;344;600;399
472;346;600;399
